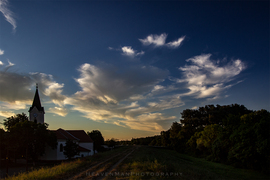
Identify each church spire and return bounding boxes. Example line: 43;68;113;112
29;83;44;112
29;83;45;124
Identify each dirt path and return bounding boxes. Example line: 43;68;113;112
69;147;136;180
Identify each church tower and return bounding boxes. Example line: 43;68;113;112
29;84;45;124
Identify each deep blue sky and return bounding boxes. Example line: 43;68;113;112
0;1;269;140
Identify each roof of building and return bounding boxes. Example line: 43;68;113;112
29;86;44;112
78;146;91;152
53;128;93;143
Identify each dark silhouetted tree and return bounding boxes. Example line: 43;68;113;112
3;113;28;131
63;139;79;160
87;130;104;152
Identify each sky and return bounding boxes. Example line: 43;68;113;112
0;0;269;140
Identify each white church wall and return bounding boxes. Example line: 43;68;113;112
57;140;67;160
79;142;93;154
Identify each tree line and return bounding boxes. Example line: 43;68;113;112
120;104;270;173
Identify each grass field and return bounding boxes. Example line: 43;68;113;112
4;146;269;180
113;146;269;180
4;146;131;180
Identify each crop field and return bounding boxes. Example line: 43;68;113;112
4;146;268;180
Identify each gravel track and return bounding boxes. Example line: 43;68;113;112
69;147;135;180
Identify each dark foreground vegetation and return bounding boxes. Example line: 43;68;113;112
115;146;269;180
120;104;270;174
2;146;269;180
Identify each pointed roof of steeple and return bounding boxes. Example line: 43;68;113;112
29;84;44;112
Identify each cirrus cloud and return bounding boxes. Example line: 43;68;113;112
0;0;16;31
176;54;246;99
139;33;185;48
121;46;144;57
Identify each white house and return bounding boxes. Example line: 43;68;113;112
28;84;94;160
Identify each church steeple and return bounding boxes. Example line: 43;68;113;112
29;83;45;124
30;84;43;112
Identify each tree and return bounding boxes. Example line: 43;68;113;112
160;130;170;147
0;128;6;159
63;139;79;160
3;113;28;131
105;138;118;147
169;122;182;149
3;113;57;165
8;120;57;165
87;130;104;152
228;110;270;171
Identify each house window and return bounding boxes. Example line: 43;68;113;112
60;144;63;152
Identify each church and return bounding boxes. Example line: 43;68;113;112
28;84;94;160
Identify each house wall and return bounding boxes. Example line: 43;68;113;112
57;140;67;160
79;142;94;155
41;140;94;160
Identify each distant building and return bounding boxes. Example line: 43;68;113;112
29;84;94;160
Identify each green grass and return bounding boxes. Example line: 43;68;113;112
5;146;131;180
5;159;82;180
115;146;269;180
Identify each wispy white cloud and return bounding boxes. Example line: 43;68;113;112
30;72;67;107
166;36;185;48
176;54;246;99
0;49;4;55
139;33;168;47
7;59;14;67
121;46;145;57
0;110;15;118
0;0;16;31
48;107;68;117
0;59;16;69
139;33;185;48
109;46;145;58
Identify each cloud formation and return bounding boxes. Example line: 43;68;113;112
0;53;246;132
0;66;67;117
0;0;16;31
139;33;185;48
0;49;4;55
0;111;15;118
176;54;246;99
62;63;179;132
139;33;167;47
48;107;68;117
166;36;185;48
121;46;144;57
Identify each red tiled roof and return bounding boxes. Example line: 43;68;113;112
52;128;93;143
66;130;93;142
78;146;91;152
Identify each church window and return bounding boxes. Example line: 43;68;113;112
60;144;63;152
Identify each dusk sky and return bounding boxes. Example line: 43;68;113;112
0;0;269;140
